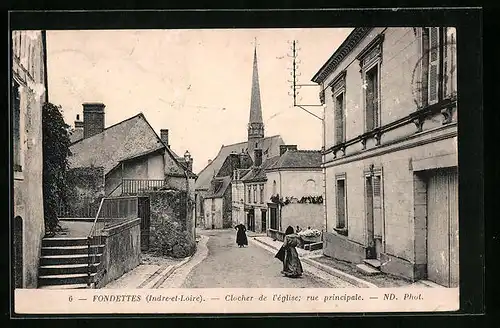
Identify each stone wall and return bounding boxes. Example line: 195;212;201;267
141;190;196;258
99;218;141;287
281;203;324;232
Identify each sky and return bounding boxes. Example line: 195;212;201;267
46;28;353;173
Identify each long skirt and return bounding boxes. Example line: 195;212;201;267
236;230;248;246
283;247;303;278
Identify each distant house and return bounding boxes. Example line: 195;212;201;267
12;30;48;288
239;149;280;232
265;146;324;234
202;152;252;229
194;44;284;228
65;105;195;216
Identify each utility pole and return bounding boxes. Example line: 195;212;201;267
287;40;328;234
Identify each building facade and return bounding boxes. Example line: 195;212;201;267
312;27;458;286
265;147;324;233
12;30;48;288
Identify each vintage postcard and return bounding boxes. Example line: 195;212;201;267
12;23;462;315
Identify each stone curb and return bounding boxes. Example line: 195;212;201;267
251;237;377;289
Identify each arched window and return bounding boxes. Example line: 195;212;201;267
305;179;316;194
272;180;277;195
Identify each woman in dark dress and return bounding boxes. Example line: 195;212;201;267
235;224;248;247
275;226;303;278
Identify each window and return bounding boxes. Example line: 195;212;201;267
357;34;383;133
420;27;457;107
253;185;257;203
247;186;251;203
260;184;264;204
334;92;345;144
12;80;22;173
330;70;346;145
335;174;348;235
364;64;380;131
272;180;277;195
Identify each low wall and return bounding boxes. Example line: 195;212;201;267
281;203;324;232
100;218;141;287
267;229;285;242
323;231;367;264
141;190;196;258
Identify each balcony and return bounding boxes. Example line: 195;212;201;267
121;179;166;195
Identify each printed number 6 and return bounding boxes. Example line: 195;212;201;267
69;295;73;302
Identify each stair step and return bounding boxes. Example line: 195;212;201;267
41;245;104;256
40;253;103;265
39;283;89;290
42;237;89;247
356;263;381;276
363;259;382;269
39;263;100;275
39;273;96;286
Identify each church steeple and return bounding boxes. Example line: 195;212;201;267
248;40;265;142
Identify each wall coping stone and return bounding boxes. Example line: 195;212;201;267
103;218;141;237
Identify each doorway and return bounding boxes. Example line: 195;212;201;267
426;168;459;287
247;209;255;232
261;209;267;232
365;174;383;259
14;216;23;288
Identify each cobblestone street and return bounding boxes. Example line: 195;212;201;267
178;229;350;288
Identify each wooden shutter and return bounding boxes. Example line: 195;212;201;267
428;27;440;105
335;93;344;144
373;175;382;238
336;179;346;228
444;27;457;99
365;67;377;131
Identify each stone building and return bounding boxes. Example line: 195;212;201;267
265;147;324;233
12;30;48;288
66;108;195;214
194;44;284;228
312;27;458;286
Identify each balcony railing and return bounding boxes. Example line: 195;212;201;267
121;179;166;195
323;97;457;158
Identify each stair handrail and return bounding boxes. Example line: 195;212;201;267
87;197;106;287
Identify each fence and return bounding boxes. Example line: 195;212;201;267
57;196;101;218
121;179;166;195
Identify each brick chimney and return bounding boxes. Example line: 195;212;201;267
72;114;84;141
254;149;263;167
184;150;193;172
280;144;298;156
83;102;105;139
160;129;169;147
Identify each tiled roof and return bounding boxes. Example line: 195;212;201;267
194;135;284;191
267;150;322;170
69;113;185;176
204;176;232;199
242;155;280;182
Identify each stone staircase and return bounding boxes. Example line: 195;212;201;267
356;258;382;276
38;237;104;289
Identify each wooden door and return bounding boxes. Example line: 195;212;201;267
427;168;459;287
365;177;375;259
138;197;150;251
261;209;267;232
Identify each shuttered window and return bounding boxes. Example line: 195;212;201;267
365;64;379;131
336;178;347;230
428;27;440;105
444;27;457;99
334;92;345;145
260;184;264;204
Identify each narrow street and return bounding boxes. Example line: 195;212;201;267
180;229;330;288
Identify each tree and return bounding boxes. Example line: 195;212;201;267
42;102;72;235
